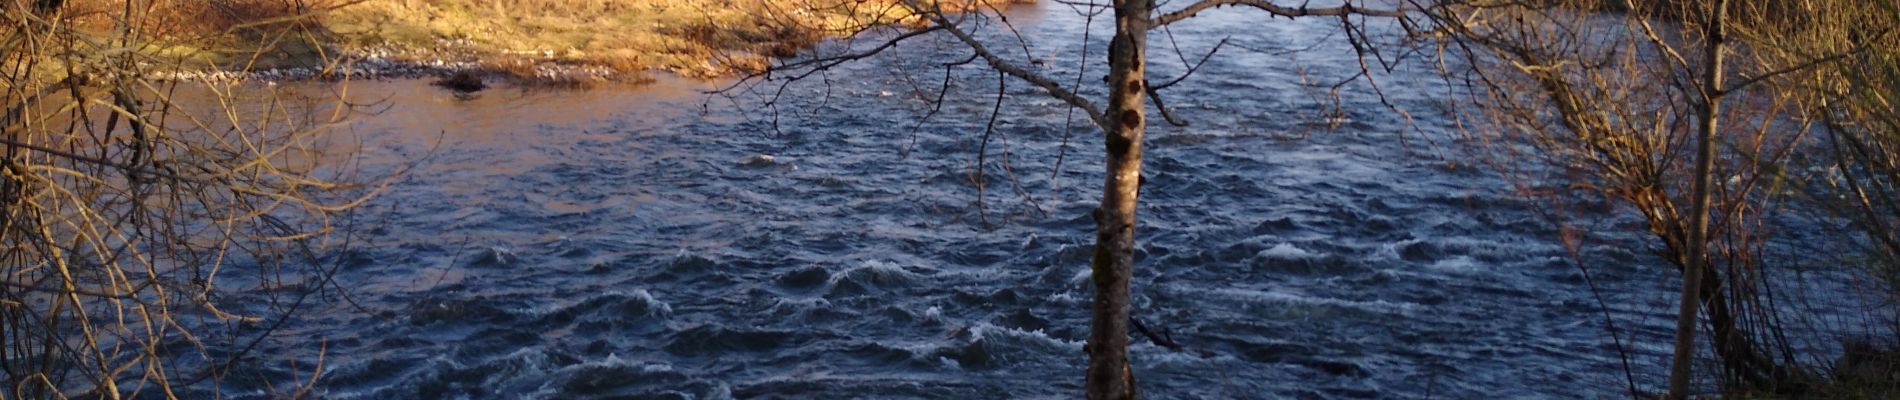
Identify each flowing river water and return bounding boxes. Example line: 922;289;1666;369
197;3;1886;399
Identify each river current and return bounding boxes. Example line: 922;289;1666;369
198;3;1881;399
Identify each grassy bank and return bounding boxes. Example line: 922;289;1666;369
321;0;838;80
50;0;1013;84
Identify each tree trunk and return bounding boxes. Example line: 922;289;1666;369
1667;0;1727;397
1086;0;1149;398
1695;266;1790;389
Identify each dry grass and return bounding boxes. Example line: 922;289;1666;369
39;0;1016;82
57;0;340;66
296;0;1000;80
321;0;985;78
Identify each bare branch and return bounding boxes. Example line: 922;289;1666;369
716;25;946;96
1051;0;1105;184
1145;82;1190;126
902;53;981;160
1151;35;1228;91
1153;0;1407;27
1721;29;1889;95
903;0;1111;131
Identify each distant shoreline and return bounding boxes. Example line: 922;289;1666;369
134;0;1026;87
150;47;632;87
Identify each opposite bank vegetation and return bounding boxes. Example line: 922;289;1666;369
19;0;1020;86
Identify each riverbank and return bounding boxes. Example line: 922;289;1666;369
71;0;1020;86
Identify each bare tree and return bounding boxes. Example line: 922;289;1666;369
724;0;1409;397
1426;0;1894;396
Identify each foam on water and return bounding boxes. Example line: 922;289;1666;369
1201;287;1422;316
1259;243;1317;259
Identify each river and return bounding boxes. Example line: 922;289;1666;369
202;3;1876;399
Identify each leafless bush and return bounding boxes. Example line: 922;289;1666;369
1;0;377;398
1806;4;1900;307
1428;0;1899;396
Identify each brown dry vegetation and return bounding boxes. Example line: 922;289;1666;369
43;0;1022;83
320;0;1026;78
27;0;350;74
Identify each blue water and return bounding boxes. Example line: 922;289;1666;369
192;4;1886;399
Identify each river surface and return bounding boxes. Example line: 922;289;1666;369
199;3;1882;399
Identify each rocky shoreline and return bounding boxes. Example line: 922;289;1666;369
150;47;635;86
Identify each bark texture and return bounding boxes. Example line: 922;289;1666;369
1086;0;1150;398
1668;0;1728;397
